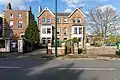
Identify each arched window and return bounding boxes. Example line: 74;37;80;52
78;18;81;23
73;18;77;23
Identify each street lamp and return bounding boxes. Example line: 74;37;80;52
55;0;57;57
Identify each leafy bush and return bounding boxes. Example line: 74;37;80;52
116;50;120;56
78;48;83;54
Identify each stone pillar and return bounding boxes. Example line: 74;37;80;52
74;43;78;54
5;39;10;52
79;42;82;49
18;38;23;53
61;43;65;55
48;43;52;54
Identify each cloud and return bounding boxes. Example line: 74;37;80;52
62;0;110;8
0;0;41;10
64;8;72;13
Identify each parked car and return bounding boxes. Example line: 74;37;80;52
104;44;115;46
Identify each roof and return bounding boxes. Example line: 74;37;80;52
68;8;86;18
4;10;29;12
38;7;85;18
53;13;70;16
37;7;55;18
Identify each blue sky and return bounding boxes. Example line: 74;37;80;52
0;0;120;21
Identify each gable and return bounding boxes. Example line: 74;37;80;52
68;8;86;18
37;7;55;18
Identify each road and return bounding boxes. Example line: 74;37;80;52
0;57;120;80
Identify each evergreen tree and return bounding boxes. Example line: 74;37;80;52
24;8;40;44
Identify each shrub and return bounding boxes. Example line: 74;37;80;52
116;50;120;56
78;48;83;54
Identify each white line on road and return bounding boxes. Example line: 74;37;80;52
58;68;116;71
0;66;21;69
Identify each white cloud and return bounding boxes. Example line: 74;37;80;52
64;8;72;13
62;0;110;9
0;0;41;10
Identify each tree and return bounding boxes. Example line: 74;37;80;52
87;5;120;40
24;8;40;44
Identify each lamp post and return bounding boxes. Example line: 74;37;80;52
55;0;57;57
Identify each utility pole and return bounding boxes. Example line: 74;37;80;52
55;0;57;57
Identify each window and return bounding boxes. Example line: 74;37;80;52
64;38;67;40
47;18;51;23
9;13;13;18
64;28;67;35
9;20;13;29
73;18;77;23
47;37;51;43
47;28;51;34
57;28;60;34
78;18;81;23
74;27;77;34
42;18;46;23
20;32;24;38
64;18;67;23
42;37;46;45
18;21;22;29
79;27;82;34
18;13;22;18
42;28;46;34
78;38;81;42
57;18;60;23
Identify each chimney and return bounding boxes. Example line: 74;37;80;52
79;7;83;11
39;5;42;13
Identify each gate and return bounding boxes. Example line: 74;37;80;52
65;40;71;54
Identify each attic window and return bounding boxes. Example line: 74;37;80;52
73;18;77;23
78;18;81;23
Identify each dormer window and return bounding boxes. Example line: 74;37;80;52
73;18;77;23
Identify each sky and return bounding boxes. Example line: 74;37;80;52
0;0;120;20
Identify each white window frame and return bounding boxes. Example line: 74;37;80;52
18;21;22;29
42;28;46;34
73;18;77;23
74;27;77;34
47;28;51;34
64;18;68;23
9;13;13;18
47;18;51;23
9;20;13;29
57;27;60;34
78;27;82;34
64;28;67;35
42;18;46;23
18;13;22;18
57;18;60;23
78;18;81;23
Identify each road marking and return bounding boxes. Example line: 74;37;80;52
0;66;21;69
58;68;116;71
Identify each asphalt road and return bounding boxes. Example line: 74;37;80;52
0;58;120;80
